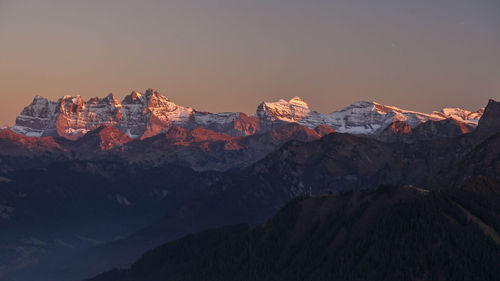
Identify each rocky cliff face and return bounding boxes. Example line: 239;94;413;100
119;89;195;139
55;94;123;140
11;90;484;140
476;99;500;133
13;96;58;137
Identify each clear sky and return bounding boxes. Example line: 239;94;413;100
0;0;499;125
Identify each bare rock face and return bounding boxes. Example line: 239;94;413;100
86;126;132;151
123;89;195;139
55;94;123;140
389;120;413;135
377;121;413;141
62;126;132;160
230;113;261;136
119;91;149;137
12;96;58;137
95;126;132;151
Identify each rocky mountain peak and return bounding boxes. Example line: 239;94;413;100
21;95;55;118
101;93;121;107
60;94;84;103
57;95;85;114
122;91;144;104
146;90;179;112
476;99;500;133
256;97;313;124
144;88;163;99
349;101;376;108
432;107;484;127
11;95;58;137
32;95;48;102
52;94;123;140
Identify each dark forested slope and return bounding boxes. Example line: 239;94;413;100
88;185;500;281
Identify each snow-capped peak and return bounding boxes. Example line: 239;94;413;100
256;97;313;123
102;93;121;106
123;91;144;104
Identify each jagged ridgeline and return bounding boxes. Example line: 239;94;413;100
87;185;500;281
12;89;482;140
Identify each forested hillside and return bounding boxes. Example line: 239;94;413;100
88;185;500;281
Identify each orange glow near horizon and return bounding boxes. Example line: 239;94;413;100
0;0;499;126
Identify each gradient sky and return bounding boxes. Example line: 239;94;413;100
1;0;499;126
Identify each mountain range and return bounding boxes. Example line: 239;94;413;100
12;89;482;139
0;96;497;281
1;90;485;171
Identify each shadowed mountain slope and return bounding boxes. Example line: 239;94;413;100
87;185;500;281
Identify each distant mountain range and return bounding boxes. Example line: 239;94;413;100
0;97;497;281
12;89;482;139
0;90;486;171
